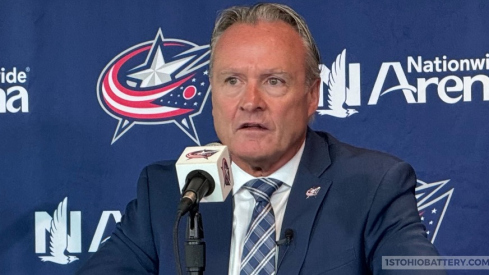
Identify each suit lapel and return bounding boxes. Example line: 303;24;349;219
200;195;233;274
277;129;333;275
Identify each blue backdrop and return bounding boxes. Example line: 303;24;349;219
1;0;487;274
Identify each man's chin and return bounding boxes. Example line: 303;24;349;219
233;149;267;160
231;148;270;165
230;139;269;155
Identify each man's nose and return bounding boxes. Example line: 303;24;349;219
240;82;265;112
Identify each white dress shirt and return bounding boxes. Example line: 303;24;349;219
228;142;305;275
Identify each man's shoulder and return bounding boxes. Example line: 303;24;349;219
139;159;175;171
310;130;416;200
137;159;177;179
145;159;177;170
312;130;406;170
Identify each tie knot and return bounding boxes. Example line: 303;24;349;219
244;178;282;202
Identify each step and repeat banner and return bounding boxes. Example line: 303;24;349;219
1;0;487;274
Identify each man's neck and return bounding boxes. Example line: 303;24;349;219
232;139;307;177
232;142;305;177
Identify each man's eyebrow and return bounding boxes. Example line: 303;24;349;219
215;71;244;79
263;71;290;77
216;70;291;76
216;70;240;75
260;71;293;80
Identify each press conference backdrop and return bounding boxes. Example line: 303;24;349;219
1;0;487;274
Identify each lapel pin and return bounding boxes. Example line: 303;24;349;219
306;186;321;198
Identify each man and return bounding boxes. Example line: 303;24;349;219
78;3;444;274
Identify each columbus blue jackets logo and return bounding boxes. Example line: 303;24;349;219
415;179;454;243
185;149;218;159
306;186;321;198
221;158;231;186
97;29;210;144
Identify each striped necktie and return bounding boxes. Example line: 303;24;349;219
240;178;283;275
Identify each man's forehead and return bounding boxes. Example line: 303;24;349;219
214;22;304;55
221;20;298;37
210;20;307;77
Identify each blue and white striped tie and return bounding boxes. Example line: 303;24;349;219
240;178;283;275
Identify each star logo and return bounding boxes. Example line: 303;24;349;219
97;28;211;144
415;179;454;243
128;47;194;88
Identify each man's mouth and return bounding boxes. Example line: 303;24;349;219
239;123;267;130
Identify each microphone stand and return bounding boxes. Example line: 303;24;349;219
185;204;206;275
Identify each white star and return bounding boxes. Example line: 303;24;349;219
128;47;193;88
180;87;184;90
194;102;198;106
429;221;433;225
198;92;201;96
203;70;208;75
201;82;205;86
192;78;196;82
432;208;437;214
426;231;430;235
184;103;187;105
421;216;424;221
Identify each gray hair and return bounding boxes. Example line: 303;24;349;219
209;3;321;84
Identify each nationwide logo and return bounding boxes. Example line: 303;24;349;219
415;179;454;244
317;49;489;117
97;29;210;144
37;198;79;264
317;50;359;118
35;197;122;264
0;66;30;113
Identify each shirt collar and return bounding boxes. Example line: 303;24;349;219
231;141;305;195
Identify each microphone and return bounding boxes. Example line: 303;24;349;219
276;228;294;245
175;143;234;216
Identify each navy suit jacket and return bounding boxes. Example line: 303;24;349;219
77;130;444;274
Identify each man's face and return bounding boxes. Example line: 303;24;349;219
210;21;319;176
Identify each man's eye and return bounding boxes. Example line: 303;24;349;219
267;78;283;86
225;77;238;85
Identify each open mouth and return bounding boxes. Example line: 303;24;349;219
239;123;267;130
